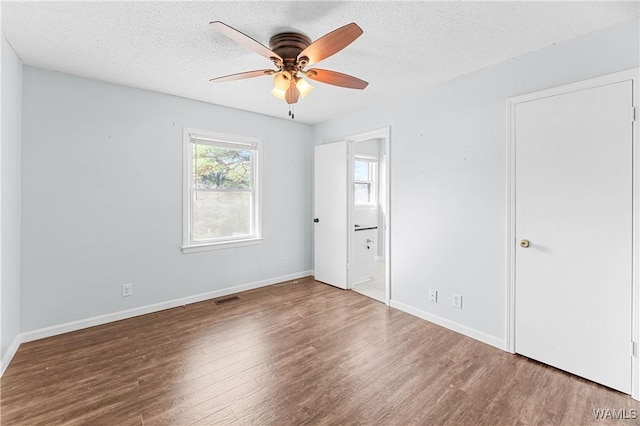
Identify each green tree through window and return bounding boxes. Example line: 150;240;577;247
194;145;252;190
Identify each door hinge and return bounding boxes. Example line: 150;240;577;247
631;341;637;357
632;106;637;122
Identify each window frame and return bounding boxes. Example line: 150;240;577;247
182;128;263;253
354;154;379;207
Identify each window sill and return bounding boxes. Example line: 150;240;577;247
182;237;263;253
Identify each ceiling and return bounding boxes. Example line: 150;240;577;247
2;1;638;124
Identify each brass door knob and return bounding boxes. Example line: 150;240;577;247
520;239;530;248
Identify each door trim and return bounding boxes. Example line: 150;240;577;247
347;127;391;305
505;68;639;399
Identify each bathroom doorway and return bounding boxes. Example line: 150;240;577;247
348;128;390;304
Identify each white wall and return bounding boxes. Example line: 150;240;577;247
354;138;380;157
21;67;313;334
312;18;640;346
1;36;23;370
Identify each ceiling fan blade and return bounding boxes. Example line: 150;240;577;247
305;69;368;89
210;21;282;62
298;23;363;66
210;69;275;83
285;81;300;104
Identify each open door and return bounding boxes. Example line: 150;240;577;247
314;141;348;289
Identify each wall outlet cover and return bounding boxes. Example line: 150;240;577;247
428;289;438;302
452;293;462;309
122;283;132;297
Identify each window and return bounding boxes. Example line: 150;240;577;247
354;155;378;206
183;129;261;252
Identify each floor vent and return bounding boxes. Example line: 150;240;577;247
215;296;240;305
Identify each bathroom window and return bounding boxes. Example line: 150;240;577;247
354;155;378;206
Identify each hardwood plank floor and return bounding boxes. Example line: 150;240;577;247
2;277;639;425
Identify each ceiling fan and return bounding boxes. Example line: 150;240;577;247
209;21;368;119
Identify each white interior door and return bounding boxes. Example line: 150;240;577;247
314;141;348;289
515;79;633;393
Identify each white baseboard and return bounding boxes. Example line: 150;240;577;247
0;334;22;376
352;276;372;286
390;299;506;351
20;270;313;344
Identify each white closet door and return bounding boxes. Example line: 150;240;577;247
515;79;633;394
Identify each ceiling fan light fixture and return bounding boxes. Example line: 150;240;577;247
273;71;291;90
210;21;368;118
271;86;287;100
296;77;314;98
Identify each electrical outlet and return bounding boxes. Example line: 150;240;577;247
122;283;132;297
428;289;438;302
283;256;289;266
452;293;462;309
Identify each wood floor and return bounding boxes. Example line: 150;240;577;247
2;277;639;425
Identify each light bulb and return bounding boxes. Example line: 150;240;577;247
271;87;286;100
296;77;314;98
273;71;291;90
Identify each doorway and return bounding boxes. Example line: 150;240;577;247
350;138;386;302
348;128;390;304
312;127;391;305
506;69;639;398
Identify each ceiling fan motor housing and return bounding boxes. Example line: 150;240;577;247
269;32;311;70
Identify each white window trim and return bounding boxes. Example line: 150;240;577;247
354;154;378;207
182;127;263;253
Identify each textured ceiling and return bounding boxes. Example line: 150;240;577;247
2;1;639;124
